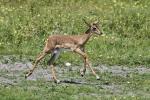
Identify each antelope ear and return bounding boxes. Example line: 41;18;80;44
93;21;99;25
83;19;91;27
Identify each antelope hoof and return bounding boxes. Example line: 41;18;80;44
25;73;31;79
96;75;100;80
80;69;86;77
25;70;33;79
25;73;29;79
80;72;84;77
54;79;61;84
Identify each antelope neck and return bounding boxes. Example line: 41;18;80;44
81;29;93;45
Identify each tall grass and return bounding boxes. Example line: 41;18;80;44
0;0;149;66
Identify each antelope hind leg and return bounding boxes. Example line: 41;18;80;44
48;49;61;83
25;52;47;78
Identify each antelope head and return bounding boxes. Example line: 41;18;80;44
83;19;103;35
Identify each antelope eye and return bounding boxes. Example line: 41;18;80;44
93;27;97;30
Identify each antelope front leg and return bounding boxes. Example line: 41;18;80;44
80;47;86;76
80;56;86;77
74;48;100;80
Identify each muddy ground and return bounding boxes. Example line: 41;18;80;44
0;55;150;97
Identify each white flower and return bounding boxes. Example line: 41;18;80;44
65;62;71;67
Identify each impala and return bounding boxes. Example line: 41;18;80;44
25;19;103;83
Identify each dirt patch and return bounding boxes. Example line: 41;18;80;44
0;77;16;86
97;65;150;77
0;55;150;97
0;59;149;82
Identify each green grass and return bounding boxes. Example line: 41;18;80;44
0;71;150;100
0;0;149;66
0;55;149;99
0;0;150;99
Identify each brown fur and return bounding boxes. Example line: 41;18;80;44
44;33;92;53
25;20;103;83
